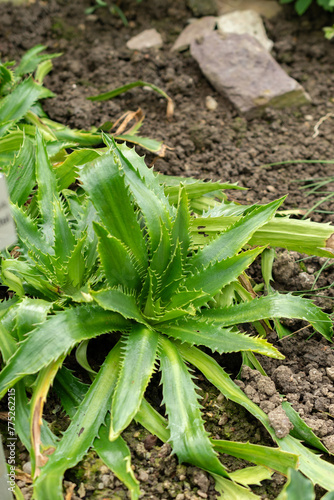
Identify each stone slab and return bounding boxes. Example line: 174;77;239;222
217;9;273;51
126;29;163;51
190;32;311;117
172;16;217;52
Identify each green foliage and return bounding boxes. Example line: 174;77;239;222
1;43;334;500
0;133;334;498
280;0;334;15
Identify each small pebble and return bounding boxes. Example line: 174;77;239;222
266;185;276;192
205;95;218;111
305;114;313;120
22;461;32;475
138;469;149;482
326;367;334;381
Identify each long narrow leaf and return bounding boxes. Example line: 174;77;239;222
159;336;229;477
200;294;333;341
33;343;122;500
110;325;159;440
0;305;129;398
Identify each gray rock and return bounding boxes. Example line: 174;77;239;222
190;32;311;117
187;0;218;16
172;16;217;52
217;10;273;51
126;29;163;51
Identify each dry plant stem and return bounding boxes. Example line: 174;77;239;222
312;112;334;138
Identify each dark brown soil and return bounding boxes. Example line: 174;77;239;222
1;1;334;499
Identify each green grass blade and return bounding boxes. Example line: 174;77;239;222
159;335;229;477
33;343;122;500
6;136;35;206
189;198;284;270
165;179;244;205
0;77;53;136
94;416;140;500
201;293;333;341
94;222;142;291
213;440;297;475
0;305;129;398
80;152;148;269
110;325;159;440
87;80;173;117
158;317;283;358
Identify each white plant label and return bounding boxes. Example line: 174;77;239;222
0;175;16;251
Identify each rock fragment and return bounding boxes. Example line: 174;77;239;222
126;29;163;50
172;16;217;52
268;406;294;438
190;32;311;117
217;0;281;19
187;0;218;16
217;10;273;51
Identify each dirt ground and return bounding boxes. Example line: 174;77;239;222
1;0;334;498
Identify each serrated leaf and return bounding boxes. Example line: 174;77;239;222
228;466;273;486
281;401;328;453
159;241;184;302
14;45;61;77
91;288;146;325
150;223;172;278
158;317;283;358
33;343;122;500
35;129;59;245
94;222;142;291
6;135;35;206
171;186;191;261
213;439;297;475
80;153;148;269
1;259;58;300
213;475;261;500
159;335;229;477
178;343;334;492
53;198;75;262
11;203;53;257
0;305;129;398
189;198;284;270
64;232;88;289
95;416;140;500
55;148;100;191
183;247;264;309
200;293;333;341
110;325;159;440
0;77;54;136
112;140;174;252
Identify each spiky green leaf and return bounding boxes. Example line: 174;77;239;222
110;325;159;440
